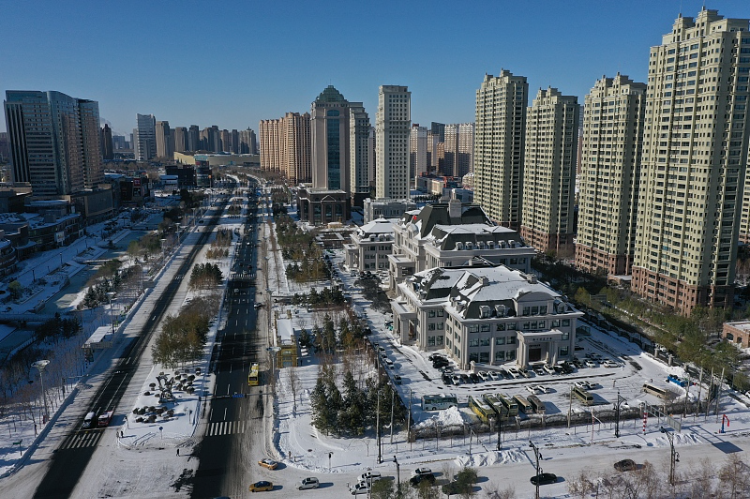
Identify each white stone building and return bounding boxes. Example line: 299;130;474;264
344;218;396;272
391;264;582;370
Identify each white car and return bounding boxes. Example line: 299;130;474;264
542;364;556;375
508;367;522;379
299;477;320;490
526;385;539;394
534;385;552;394
477;371;490;381
488;372;500;381
603;360;619;368
351;482;371;495
574;381;591;390
585;360;597;368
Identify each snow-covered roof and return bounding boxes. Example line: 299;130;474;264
358;218;396;236
276;318;295;346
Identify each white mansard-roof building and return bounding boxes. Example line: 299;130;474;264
343;218;396;272
391;263;582;370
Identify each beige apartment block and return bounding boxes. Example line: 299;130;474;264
474;70;528;229
259;112;311;183
520;87;579;256
576;74;646;276
376;85;411;200
631;9;750;315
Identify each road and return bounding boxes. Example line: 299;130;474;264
190;182;269;498
31;196;229;499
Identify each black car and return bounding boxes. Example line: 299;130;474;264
433;359;449;369
614;459;637;472
442;374;452;385
409;473;436;486
530;473;558;486
469;373;481;383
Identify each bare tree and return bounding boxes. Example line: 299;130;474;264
567;468;595;498
719;453;750;499
484;482;515;499
287;365;300;415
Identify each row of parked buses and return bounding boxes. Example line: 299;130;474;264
421;392;547;423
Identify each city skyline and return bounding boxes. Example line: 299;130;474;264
3;1;744;136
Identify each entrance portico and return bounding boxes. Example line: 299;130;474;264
516;329;565;368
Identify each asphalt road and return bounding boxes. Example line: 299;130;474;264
32;196;229;499
190;185;267;498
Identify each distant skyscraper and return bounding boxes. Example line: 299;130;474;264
259;113;311;183
443;124;458;176
427;132;440;172
0;132;9;163
220;129;231;153
410;124;427;180
173;127;187;153
430;122;445;142
575;74;646;276
188;125;199;152
239;128;257;154
112;135;126;150
520;87;579;255
155;121;173;159
230;129;240;154
5;90;103;195
457;123;474;178
350;103;371;205
101;123;114;160
474;70;529;229
376;85;411;199
135;113;156;161
311;85;355;191
632;9;750;314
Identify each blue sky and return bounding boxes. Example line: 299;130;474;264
2;1;747;136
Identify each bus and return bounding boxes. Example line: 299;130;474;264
513;394;533;414
527;394;546;414
572;386;594;406
248;363;260;386
97;411;112;427
643;383;670;400
496;393;519;417
468;395;496;423
483;394;508;420
421;394;458;411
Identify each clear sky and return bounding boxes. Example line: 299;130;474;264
2;1;747;136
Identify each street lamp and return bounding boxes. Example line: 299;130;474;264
160;238;166;264
393;456;400;495
432;416;440;451
660;427;679;486
32;360;50;424
106;291;116;336
529;440;542;499
175;223;181;246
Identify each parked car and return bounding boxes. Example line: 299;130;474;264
357;471;382;484
585;360;597;368
411;467;433;477
614;459;637;472
249;481;274;492
258;458;278;470
451;375;462;386
534;385;552;394
350;482;371;495
298;477;320;490
519;368;531;378
574;381;592;390
410;473;436;486
534;367;546;376
477;371;490;381
603;360;619;368
469;373;481;383
442;374;452;385
488;372;500;381
526;385;538;394
393;375;402;385
543;364;556;375
508;367;522;379
530;473;558;486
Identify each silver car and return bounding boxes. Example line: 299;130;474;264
299;477;320;490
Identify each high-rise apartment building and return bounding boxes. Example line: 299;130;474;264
576;74;646;276
101;123;114;160
259;112;311;183
430;122;445;142
220;129;231;153
474;70;529;229
520;87;579;255
427;131;440;173
311;86;353;191
376;85;411;200
0;132;10;163
173;127;187;153
135;113;156;162
5;90;104;195
443;124;458;176
155;121;173;159
239;128;257;154
410;124;427;180
350;103;371;206
188;125;199;152
443;123;475;177
631;9;750;314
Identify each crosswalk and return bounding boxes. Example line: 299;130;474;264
59;430;103;450
206;420;247;437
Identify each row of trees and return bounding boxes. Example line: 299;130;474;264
189;263;222;290
127;233;167;263
297;315;368;354
310;364;406;437
291;287;345;307
36;314;81;343
151;295;217;368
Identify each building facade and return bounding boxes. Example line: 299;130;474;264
259;112;311;183
101;124;114;160
155;121;173;159
474;71;529;229
135;113;156;162
350;103;371;207
631;9;750;314
173;127;187;153
410;124;428;182
391;264;582;369
376;85;411;200
520;87;579;256
239;128;257;155
344;218;395;272
5;90;104;195
576;74;646;276
311;86;354;192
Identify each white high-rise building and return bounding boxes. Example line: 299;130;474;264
135;113;156;162
631;9;750;314
376;85;411;200
474;70;529;229
350;103;371;206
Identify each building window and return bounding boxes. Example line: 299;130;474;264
496;323;505;331
437;335;444;345
429;323;436;330
437;323;444;330
507;350;516;361
480;324;490;332
552;320;561;327
428;336;436;346
479;352;489;363
480;338;490;347
469;353;479;363
507;336;516;345
495;337;505;345
559;346;569;356
428;310;436;318
522;306;530;316
538;321;546;328
468;325;479;333
495;351;505;361
469;339;479;347
507;322;517;330
562;319;570;327
437;310;444;317
523;322;530;330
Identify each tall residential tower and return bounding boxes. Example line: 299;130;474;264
376;85;411;200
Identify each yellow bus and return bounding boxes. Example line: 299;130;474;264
468;395;496;423
572;386;594;406
643;383;670;400
483;394;508;420
527;394;546;414
513;394;533;414
497;393;519;417
248;363;260;386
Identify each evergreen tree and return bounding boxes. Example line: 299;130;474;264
310;376;331;434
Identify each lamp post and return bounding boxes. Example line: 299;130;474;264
660;427;679;486
106;291;116;336
393;456;400;495
32;360;50;424
529;440;542;499
175;223;181;246
160;238;166;264
432;416;439;451
376;389;382;464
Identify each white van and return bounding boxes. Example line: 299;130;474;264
82;411;96;428
357;471;382;485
